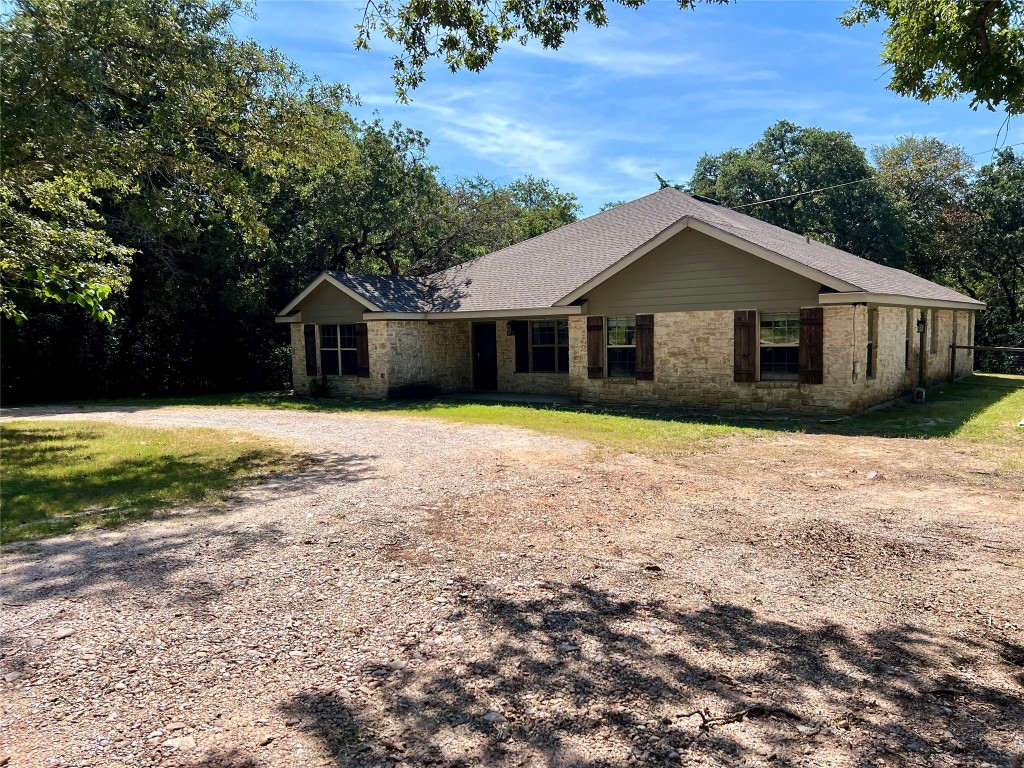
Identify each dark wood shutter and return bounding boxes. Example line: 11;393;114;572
799;307;824;385
587;316;604;379
636;314;654;380
303;324;317;376
733;311;756;382
355;322;370;377
510;320;529;373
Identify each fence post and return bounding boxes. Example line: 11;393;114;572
949;344;956;383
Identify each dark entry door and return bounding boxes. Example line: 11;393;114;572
472;322;498;391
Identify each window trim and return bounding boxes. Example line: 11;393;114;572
529;319;569;374
758;310;801;382
606;316;637;379
319;323;360;377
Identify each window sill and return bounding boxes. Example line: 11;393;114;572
754;379;799;388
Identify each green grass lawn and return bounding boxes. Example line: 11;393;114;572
66;373;1023;453
0;420;295;542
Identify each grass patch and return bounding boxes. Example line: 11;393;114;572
377;401;766;453
32;373;1024;461
0;420;295;542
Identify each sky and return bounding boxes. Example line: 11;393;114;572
234;0;1021;215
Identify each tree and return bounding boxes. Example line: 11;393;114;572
0;0;348;322
356;0;728;98
840;0;1024;114
688;120;907;266
938;149;1023;368
872;136;974;279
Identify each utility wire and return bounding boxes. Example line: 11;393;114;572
726;140;1024;210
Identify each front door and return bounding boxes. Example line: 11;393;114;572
472;322;498;391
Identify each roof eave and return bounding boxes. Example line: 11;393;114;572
364;305;586;321
817;291;985;311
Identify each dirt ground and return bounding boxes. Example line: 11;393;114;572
1;406;1022;768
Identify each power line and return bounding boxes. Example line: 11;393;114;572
726;140;1024;211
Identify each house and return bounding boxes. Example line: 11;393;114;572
277;188;983;413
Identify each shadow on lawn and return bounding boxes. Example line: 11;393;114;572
0;420;378;542
399;374;1024;441
0;448;377;604
273;581;1023;768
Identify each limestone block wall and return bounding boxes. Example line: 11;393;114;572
385;320;471;394
495;321;572;395
289;322;388;398
568;306;971;414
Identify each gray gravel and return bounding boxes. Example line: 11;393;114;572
1;406;1022;768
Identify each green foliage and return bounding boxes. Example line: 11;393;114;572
0;174;132;322
936;149;1024;368
0;420;295;541
872;136;974;279
841;0;1024;114
689;120;907;266
355;0;729;99
0;0;349;321
0;0;578;402
307;376;336;398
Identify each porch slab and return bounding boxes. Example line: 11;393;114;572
439;392;576;405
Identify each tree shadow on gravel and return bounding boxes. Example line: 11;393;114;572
0;451;377;608
283;581;1022;768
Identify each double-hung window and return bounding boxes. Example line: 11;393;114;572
531;320;569;373
320;324;359;376
759;311;800;381
607;316;637;378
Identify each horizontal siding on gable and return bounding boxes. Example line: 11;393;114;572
582;229;823;315
295;281;367;325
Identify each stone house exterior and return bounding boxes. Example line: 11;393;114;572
278;188;983;414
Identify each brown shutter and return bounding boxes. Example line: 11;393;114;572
303;324;317;376
799;307;824;385
355;322;370;377
587;316;604;379
636;314;654;380
511;320;529;373
733;311;756;382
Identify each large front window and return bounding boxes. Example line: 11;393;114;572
531;320;569;372
320;324;359;376
607;316;637;378
759;312;799;381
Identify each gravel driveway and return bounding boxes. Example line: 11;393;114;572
1;406;1022;768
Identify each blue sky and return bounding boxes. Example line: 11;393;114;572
235;0;1020;214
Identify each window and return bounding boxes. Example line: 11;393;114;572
759;311;800;381
866;307;878;379
531;320;569;373
607;316;636;378
319;324;359;376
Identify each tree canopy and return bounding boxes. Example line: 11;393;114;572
688;120;907;267
841;0;1024;114
0;0;578;401
356;0;728;99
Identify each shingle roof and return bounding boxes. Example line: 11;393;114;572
331;273;431;312
328;188;982;313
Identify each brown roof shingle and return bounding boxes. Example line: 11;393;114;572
330;188;982;313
